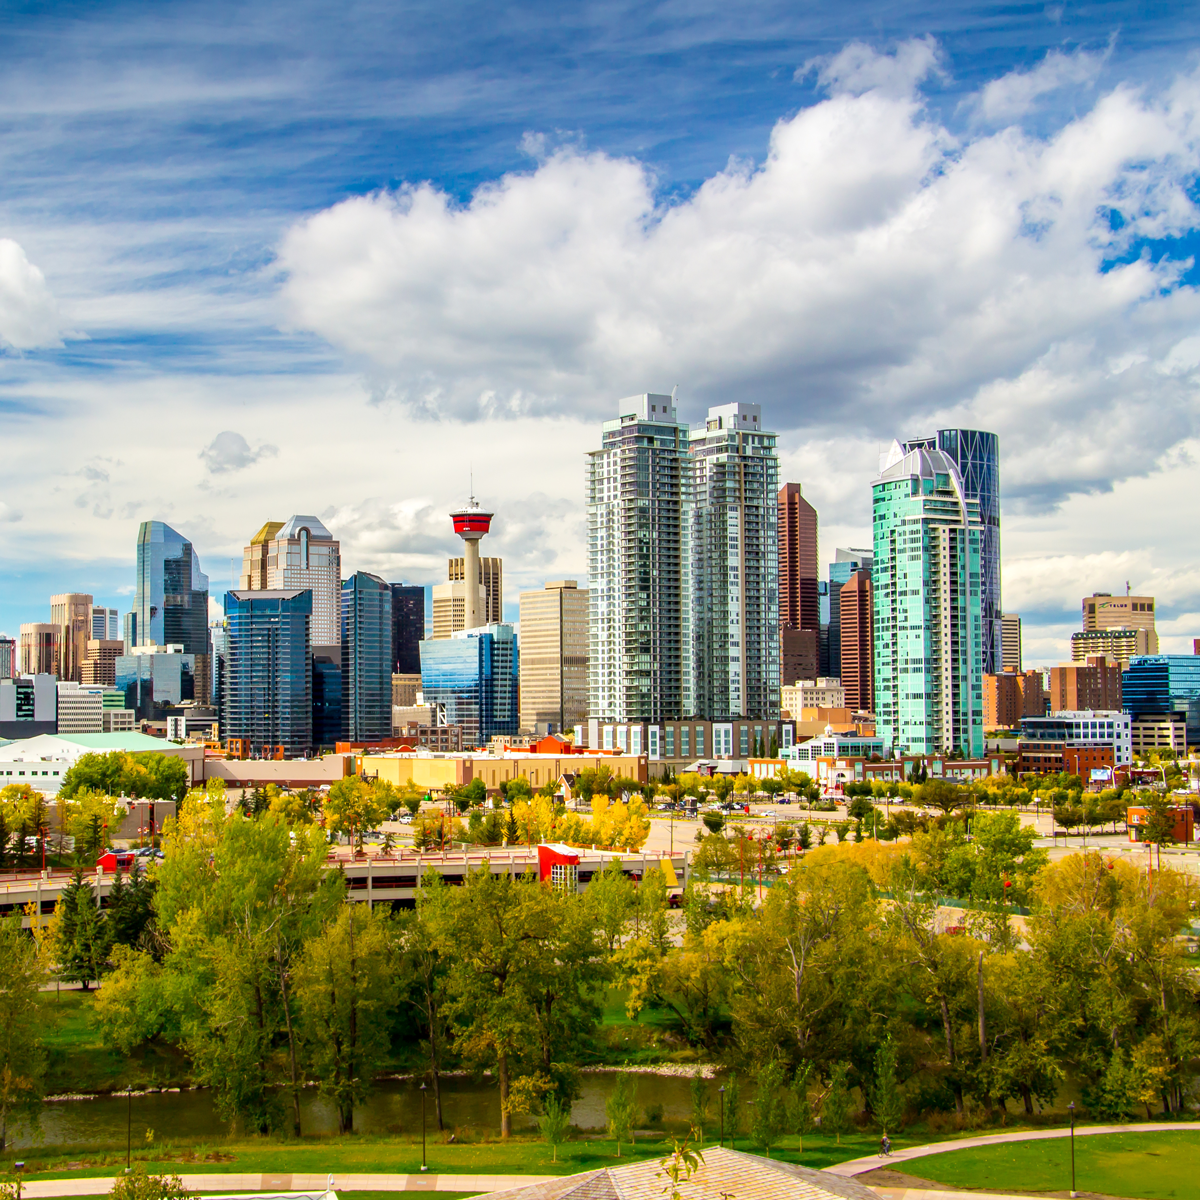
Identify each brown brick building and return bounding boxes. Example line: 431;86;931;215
778;483;820;685
839;569;874;712
1049;656;1122;712
983;669;1045;730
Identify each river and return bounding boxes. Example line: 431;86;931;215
16;1071;707;1150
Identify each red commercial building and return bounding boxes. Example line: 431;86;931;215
778;483;820;684
839;570;873;712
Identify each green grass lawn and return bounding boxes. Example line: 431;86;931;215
912;1129;1200;1199
41;990;193;1094
1;1130;906;1181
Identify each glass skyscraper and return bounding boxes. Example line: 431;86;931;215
223;589;313;756
389;583;425;674
134;520;210;696
342;572;393;743
114;648;196;720
1123;655;1200;745
420;623;518;748
873;441;985;758
903;430;1000;674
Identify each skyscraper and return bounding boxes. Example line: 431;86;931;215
1001;613;1022;673
238;516;341;648
839;569;874;712
19;624;61;677
777;483;819;688
389;584;425;673
420;623;519;748
223;589;313;757
90;606;119;642
689;402;779;719
519;579;590;734
828;548;873;683
341;572;393;743
50;593;93;683
903;430;1000;674
873;441;985;757
0;637;14;681
587;394;689;723
1081;591;1158;652
135;521;210;693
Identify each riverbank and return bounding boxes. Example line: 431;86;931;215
41;989;699;1097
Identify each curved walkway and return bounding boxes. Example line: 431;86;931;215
826;1120;1200;1178
19;1172;557;1198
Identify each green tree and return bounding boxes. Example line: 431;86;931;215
871;1039;905;1135
820;1061;852;1144
584;858;635;952
688;1074;709;1144
605;1071;639;1156
538;1095;572;1162
785;1063;815;1150
323;776;392;848
0;911;47;1150
1141;794;1177;869
294;904;397;1133
750;1059;787;1156
723;1073;742;1148
702;812;725;835
51;868;109;988
917;779;964;815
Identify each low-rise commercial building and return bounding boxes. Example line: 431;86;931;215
1017;709;1132;775
0;674;56;739
0;731;203;794
362;750;647;795
1131;712;1187;756
781;678;845;714
579;717;796;773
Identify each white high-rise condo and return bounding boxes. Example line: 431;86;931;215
587;393;780;723
688;402;780;720
873;440;985;758
587;394;689;723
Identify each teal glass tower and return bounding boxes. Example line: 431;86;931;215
872;442;985;758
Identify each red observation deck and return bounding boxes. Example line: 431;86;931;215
451;507;493;537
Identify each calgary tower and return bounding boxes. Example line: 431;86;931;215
449;491;494;630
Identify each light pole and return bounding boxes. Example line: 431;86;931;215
718;1085;725;1148
420;1081;428;1171
126;1088;132;1171
1068;1101;1076;1197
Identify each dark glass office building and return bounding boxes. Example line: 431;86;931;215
223;589;312;756
390;584;425;674
420;623;518;748
903;430;1001;674
342;572;393;743
1123;655;1200;745
135;520;211;694
115;649;196;720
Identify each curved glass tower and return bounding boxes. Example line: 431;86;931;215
903;429;1001;674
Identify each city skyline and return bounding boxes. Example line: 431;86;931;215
2;6;1200;663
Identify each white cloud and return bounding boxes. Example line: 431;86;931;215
199;430;279;474
0;501;22;523
805;35;942;98
977;47;1107;122
0;238;65;350
277;44;1200;517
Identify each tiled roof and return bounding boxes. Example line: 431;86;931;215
475;1148;876;1200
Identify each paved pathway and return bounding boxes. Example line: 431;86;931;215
20;1173;557;1197
825;1119;1200;1178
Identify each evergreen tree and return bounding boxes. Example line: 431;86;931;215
871;1039;905;1135
55;868;110;988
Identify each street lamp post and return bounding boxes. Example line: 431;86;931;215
126;1088;132;1171
718;1085;725;1148
420;1081;428;1171
1068;1101;1076;1197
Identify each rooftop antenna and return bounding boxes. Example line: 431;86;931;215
671;384;679;403
1126;580;1131;596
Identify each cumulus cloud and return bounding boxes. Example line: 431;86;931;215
804;35;942;97
277;42;1200;514
977;46;1107;121
0;238;65;350
199;430;278;474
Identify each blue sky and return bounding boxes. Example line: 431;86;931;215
1;0;1199;662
